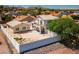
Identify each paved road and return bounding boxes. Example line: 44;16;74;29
0;30;11;54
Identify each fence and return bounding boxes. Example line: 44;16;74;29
1;25;60;53
1;25;20;53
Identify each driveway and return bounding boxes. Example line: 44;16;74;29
0;30;11;54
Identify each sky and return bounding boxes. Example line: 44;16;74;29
17;5;79;9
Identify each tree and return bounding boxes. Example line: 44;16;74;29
48;17;79;49
71;15;79;20
2;14;13;23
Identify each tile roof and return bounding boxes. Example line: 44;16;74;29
15;15;36;21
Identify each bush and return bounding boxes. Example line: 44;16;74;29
14;37;22;41
2;15;13;23
48;17;79;49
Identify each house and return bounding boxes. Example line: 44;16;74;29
6;15;59;34
15;15;36;22
1;15;60;53
50;11;62;16
7;15;36;33
35;15;59;34
69;12;79;16
59;12;70;17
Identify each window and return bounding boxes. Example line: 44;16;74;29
22;27;26;30
16;28;19;31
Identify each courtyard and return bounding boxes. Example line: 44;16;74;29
4;27;58;44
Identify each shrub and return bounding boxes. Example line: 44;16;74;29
14;37;22;41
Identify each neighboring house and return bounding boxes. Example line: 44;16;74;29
50;11;62;16
69;12;79;16
59;12;70;17
15;15;36;22
35;15;59;34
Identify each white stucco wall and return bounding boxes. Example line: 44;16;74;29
1;25;20;52
20;36;60;53
1;25;60;53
